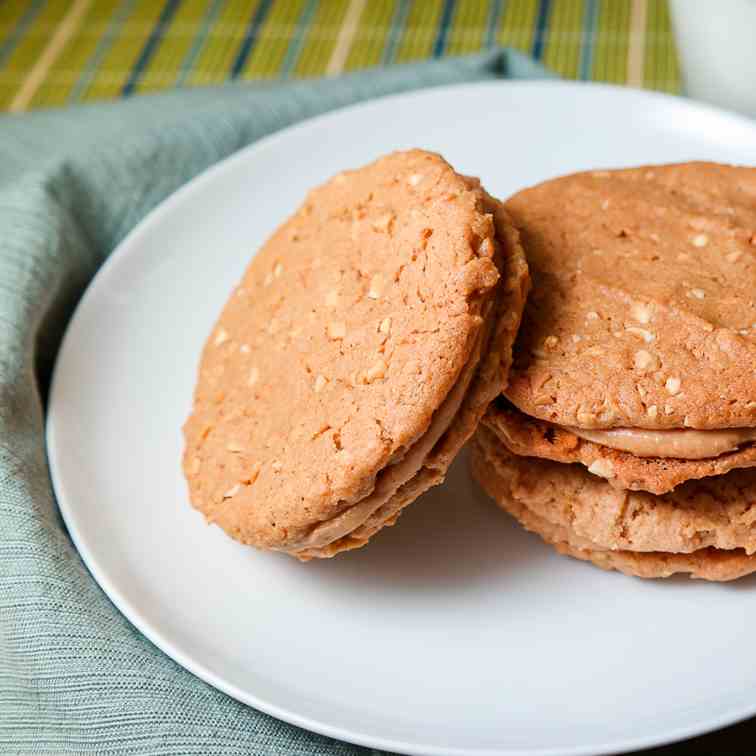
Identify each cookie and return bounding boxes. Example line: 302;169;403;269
500;162;756;491
183;150;529;560
471;426;756;581
553;542;756;582
484;399;756;494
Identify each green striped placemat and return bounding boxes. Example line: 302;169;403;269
0;0;680;113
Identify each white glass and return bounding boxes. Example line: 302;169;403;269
670;0;756;117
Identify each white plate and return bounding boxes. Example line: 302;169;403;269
47;81;756;756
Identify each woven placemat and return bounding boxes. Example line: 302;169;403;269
0;0;680;112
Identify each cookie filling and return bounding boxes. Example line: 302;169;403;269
564;426;756;460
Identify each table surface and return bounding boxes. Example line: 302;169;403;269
0;0;680;112
8;1;755;755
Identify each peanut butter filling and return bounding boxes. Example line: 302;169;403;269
565;425;756;460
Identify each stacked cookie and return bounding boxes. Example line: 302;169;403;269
472;163;756;581
183;150;529;560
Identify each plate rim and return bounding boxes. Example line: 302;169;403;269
46;78;756;756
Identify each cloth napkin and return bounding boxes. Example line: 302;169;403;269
0;50;550;755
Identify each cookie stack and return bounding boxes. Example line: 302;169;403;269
472;163;756;581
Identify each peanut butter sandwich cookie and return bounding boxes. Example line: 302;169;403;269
486;162;756;495
472;427;756;581
183;150;529;560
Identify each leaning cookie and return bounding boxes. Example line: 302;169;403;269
183;150;529;560
471;426;756;581
501;162;756;493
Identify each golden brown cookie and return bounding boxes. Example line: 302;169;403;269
499;162;756;492
471;426;756;581
183;150;529;559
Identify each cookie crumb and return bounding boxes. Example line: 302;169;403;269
626;326;655;343
368;273;384;299
588;459;615;479
634;350;656;372
313;375;327;393
688;288;706;300
364;359;388;383
665;377;681;395
379;317;392;335
577;410;597;425
691;233;709;248
478;237;494;257
630;303;653;324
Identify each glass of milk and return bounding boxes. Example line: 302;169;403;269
669;0;756;117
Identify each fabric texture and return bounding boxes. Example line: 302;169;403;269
0;50;550;755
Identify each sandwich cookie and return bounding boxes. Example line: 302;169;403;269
487;162;756;495
183;150;529;559
472;426;756;581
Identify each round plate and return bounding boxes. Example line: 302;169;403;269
47;81;756;756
